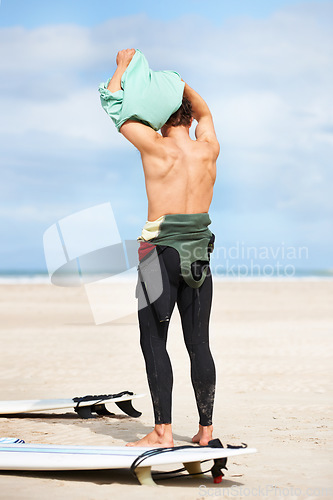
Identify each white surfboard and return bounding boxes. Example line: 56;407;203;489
0;439;257;486
0;392;145;419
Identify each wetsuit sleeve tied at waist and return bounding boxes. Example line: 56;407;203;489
138;214;215;289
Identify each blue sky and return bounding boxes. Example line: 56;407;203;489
0;0;332;272
0;0;313;27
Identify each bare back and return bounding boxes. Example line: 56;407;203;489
141;135;216;220
119;82;219;220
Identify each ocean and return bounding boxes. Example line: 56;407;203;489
0;268;332;284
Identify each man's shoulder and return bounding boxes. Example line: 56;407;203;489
192;137;220;160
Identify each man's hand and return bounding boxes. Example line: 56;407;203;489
107;48;136;93
116;48;136;68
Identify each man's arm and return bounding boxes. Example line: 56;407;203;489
183;83;220;158
120;120;162;155
107;48;162;154
107;48;135;92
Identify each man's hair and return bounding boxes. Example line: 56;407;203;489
165;97;193;127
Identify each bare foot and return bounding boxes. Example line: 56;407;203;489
192;424;213;446
126;424;174;448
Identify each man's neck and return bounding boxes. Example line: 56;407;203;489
165;125;191;141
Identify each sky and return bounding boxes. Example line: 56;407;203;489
0;0;332;273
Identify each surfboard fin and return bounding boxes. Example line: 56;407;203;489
73;392;142;419
74;405;96;419
74;401;141;419
183;461;203;477
134;466;156;486
93;404;115;416
115;400;142;418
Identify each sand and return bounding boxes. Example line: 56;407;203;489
0;279;332;499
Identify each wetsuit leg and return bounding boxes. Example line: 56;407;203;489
138;246;180;424
177;267;216;426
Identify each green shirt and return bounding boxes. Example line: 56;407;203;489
98;49;185;131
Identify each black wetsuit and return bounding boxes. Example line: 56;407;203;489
137;244;216;426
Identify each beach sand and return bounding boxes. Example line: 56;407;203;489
0;280;332;499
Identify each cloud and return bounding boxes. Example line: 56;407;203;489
0;86;127;148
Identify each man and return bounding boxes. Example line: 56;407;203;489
106;49;219;447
